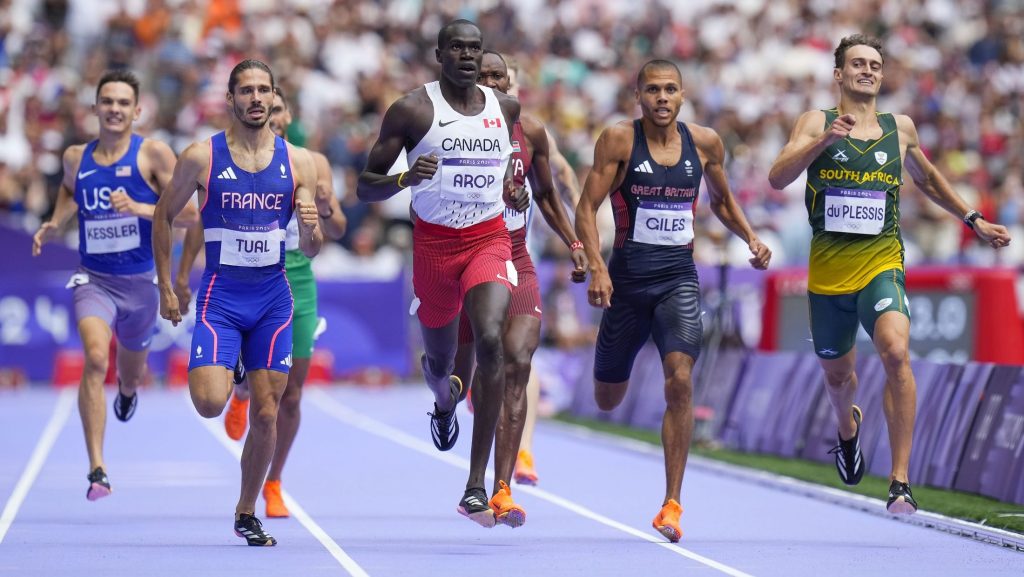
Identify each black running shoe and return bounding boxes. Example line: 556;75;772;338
828;404;865;486
232;356;246;386
234;513;277;546
112;380;137;422
886;480;918;515
86;467;112;501
424;355;463;451
457;487;495;528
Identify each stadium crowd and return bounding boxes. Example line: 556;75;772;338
1;0;1021;269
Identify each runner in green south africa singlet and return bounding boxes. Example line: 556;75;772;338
806;109;905;295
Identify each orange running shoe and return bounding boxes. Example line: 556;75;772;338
224;394;249;441
263;480;290;518
489;480;526;528
513;449;539;486
652;499;682;542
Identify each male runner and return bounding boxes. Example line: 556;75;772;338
32;69;196;501
357;20;529;528
768;34;1010;514
451;50;587;509
210;86;347;518
153;59;322;546
576;59;771;542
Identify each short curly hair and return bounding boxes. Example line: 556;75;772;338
834;34;884;69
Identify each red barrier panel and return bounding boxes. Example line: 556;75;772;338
760;267;1024;364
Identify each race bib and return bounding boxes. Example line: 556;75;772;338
633;201;694;245
439;158;504;203
83;216;141;254
218;223;282;268
284;214;300;251
503;205;526;231
824;188;885;235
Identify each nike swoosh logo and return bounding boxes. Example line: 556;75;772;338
78;169;98;179
439;119;459;127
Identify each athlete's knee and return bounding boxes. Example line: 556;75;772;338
193;396;225;419
504;349;532;382
664;374;693;410
475;329;504;366
279;386;302;417
822;366;854;390
877;340;910;372
250;400;280;431
82;345;110;375
595;381;628;411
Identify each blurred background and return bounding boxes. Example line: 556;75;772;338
1;0;1023;389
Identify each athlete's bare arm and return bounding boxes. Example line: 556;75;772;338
289;145;323;258
576;121;632;308
691;124;771;270
154;140;210;326
312;151;347;241
173;221;204;316
107;139;195;227
547;129;581;207
32;146;84;256
897;115;1011;249
768;110;856;189
522;114;587;282
358;90;436;202
497;92;529;212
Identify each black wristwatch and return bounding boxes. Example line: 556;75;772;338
963;209;984;230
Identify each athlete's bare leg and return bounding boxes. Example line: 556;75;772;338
267;358;309;481
492;314;540;494
872;312;916;483
661;352;694;503
819;350;860;441
236;369;287;517
78;317;113;471
462;282;510;490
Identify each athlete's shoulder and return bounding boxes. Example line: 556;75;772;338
600;120;635;144
177;138;213;174
138;136;175;159
391;86;432;113
519;112;546;143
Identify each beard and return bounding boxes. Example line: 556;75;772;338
234;104;269;129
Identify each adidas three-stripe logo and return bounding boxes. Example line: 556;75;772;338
217;167;239;180
633;160;654;174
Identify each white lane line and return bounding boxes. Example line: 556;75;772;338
0;388;75;545
308;389;755;577
188;393;370;577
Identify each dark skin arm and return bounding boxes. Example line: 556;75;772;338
521;113;587;282
357;90;437;202
496;92;529;212
690;123;771;269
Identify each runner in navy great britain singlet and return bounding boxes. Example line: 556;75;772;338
153;59;323;547
32;70;194;502
575;59;771;543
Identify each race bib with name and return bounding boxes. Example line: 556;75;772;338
633;201;694;245
439;158;504;203
824;187;885;235
218;223;282;268
84;215;141;254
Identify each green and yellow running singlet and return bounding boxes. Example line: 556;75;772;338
805;109;905;294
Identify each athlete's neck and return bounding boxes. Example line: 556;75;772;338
837;94;878;128
439;79;483;114
93;130;133;164
640;117;678;146
226;122;275;155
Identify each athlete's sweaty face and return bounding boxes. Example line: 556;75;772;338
436;24;483;88
94;82;139;135
835;44;883;99
637;69;684;127
229;69;273;129
269;93;291;138
477;53;510;94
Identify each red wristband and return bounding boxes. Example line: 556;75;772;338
570;240;584;252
